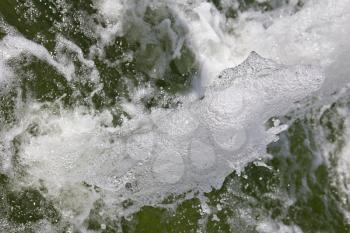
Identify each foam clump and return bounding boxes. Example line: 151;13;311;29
6;52;324;212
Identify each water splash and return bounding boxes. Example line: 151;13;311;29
0;53;323;218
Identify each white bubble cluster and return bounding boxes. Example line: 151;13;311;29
2;0;347;224
1;52;323;213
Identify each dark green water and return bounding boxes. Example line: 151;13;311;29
0;0;349;232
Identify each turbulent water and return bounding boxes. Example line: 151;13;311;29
0;0;350;232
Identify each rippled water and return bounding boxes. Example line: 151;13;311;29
0;0;350;232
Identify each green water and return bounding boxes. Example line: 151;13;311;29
0;0;349;232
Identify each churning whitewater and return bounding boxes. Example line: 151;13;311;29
0;0;350;232
4;52;323;201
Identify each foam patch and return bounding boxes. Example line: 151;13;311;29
2;53;324;213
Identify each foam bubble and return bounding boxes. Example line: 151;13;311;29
190;140;216;170
212;127;247;151
155;108;199;137
152;140;185;184
126;132;154;161
206;87;245;125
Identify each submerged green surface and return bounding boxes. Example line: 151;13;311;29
0;0;349;232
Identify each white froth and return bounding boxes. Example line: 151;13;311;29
155;108;199;137
256;219;303;233
2;0;345;221
212;127;247;152
0;61;10;84
176;0;350;86
208;87;244;121
336;114;350;208
0;52;324;215
190;140;216;170
126;132;154;161
97;0;124;21
152;140;185;184
0;35;74;80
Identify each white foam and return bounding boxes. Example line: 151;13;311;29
176;0;350;88
155;108;199;137
190;140;215;170
257;219;303;233
126;132;154;161
0;61;11;84
0;35;75;80
335;113;350;208
1;0;347;224
152;139;185;184
97;0;124;21
0;52;324;217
